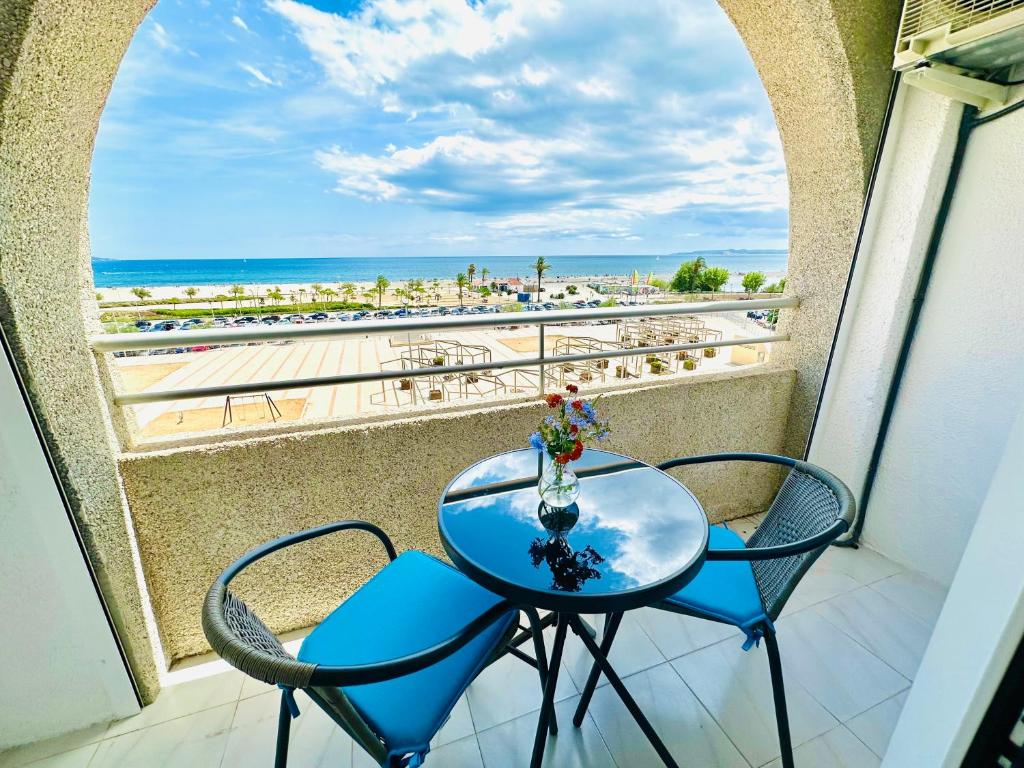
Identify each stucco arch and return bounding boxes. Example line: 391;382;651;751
0;0;897;697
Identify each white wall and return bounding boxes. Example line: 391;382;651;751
0;342;139;749
884;402;1024;767
811;84;1024;585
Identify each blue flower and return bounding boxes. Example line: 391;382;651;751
529;431;546;451
544;415;556;427
582;403;596;421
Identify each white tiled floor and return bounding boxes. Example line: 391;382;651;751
1;526;946;768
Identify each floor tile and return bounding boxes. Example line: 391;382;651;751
634;606;740;660
222;690;352;767
0;722;109;768
104;669;243;738
586;663;749;768
776;611;909;722
477;696;616;768
11;746;97;768
814;547;904;586
88;703;235;768
434;695;475;749
561;613;665;692
814;588;932;679
780;570;862;617
238;674;276;700
465;652;576;732
845;691;908;759
726;514;765;542
672;639;838;767
352;735;483;767
869;572;948;628
762;725;880;768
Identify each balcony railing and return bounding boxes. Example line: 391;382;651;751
89;297;797;416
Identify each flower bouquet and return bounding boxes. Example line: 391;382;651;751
529;385;610;508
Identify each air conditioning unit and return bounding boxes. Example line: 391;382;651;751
895;0;1024;72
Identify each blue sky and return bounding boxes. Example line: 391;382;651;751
89;0;788;260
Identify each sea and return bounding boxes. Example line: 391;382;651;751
91;251;788;289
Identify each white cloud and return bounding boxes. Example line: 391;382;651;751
149;22;179;52
239;63;280;87
231;15;250;32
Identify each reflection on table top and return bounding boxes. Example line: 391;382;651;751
439;448;709;612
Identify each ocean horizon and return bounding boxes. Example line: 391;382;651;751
91;251;788;289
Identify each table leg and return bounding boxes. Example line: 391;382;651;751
530;613;568;768
572;611;623;727
567;614;679;768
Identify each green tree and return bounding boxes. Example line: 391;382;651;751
764;276;788;293
321;287;337;306
130;286;151;302
455;273;468;306
375;275;390;308
228;284;246;309
742;271;766;295
184;286;198;302
214;294;230;310
700;266;730;292
531;257;550;302
169;296;180;309
362;290;375;305
95;292;104;302
340;282;356;302
480;266;489;285
669;257;706;293
480;285;492;299
266;288;284;306
566;284;578;295
467;263;476;285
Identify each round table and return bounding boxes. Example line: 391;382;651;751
438;448;709;768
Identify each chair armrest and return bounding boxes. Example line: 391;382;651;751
657;452;796;472
705;519;849;561
218;520;398;585
308;598;517;686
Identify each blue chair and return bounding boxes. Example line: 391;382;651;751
203;521;551;767
572;453;855;768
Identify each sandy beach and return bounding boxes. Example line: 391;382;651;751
95;270;786;309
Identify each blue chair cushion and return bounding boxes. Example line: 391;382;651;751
662;525;768;629
298;551;516;759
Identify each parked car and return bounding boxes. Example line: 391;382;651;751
336;313;353;321
134;319;152;330
148;320;179;332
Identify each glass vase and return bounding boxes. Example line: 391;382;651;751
539;456;581;509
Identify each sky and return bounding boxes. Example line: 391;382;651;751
89;0;788;260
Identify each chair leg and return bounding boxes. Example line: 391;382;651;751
572;612;623;727
763;627;794;768
524;608;558;736
275;691;292;768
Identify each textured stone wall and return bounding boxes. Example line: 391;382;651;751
120;368;794;661
719;0;901;456
0;0;160;700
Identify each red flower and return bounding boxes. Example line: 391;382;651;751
570;440;584;460
545;394;563;408
570;399;584;411
569;424;579;435
555;453;571;465
566;384;579;394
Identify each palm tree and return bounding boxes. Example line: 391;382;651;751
228;284;246;310
266;288;284;306
340;282;356;303
467;263;477;286
481;267;489;286
169;296;180;310
184;286;198;302
532;257;550;302
130;286;151;303
321;288;338;308
362;290;375;305
455;273;468;306
375;275;390;308
310;283;324;308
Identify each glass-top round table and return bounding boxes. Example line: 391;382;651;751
438;448;709;768
438;448;709;613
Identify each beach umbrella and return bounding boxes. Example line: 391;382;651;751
631;269;639;286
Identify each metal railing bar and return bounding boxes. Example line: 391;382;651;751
90;297;798;352
110;333;788;406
